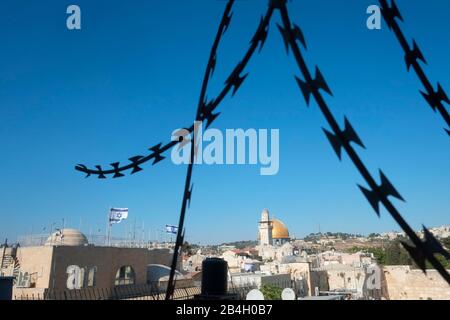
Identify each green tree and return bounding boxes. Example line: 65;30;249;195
345;246;361;254
182;241;193;255
369;247;386;265
442;237;450;249
424;253;450;269
260;284;283;300
385;241;401;265
385;240;413;265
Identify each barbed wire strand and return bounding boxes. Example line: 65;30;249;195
165;0;236;300
275;0;450;285
379;0;450;136
74;3;273;179
75;0;450;291
165;0;276;299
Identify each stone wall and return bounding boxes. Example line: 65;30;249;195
309;270;329;294
310;264;450;300
309;264;379;299
15;246;54;288
230;273;291;289
382;266;450;300
325;265;366;294
278;262;312;296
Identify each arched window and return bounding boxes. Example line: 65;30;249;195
115;265;135;286
87;267;97;287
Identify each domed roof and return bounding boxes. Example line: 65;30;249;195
45;229;88;247
272;219;289;239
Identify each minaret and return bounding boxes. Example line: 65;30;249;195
258;209;273;246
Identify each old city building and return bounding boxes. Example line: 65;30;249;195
1;229;178;298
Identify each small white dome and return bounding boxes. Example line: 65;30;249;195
45;229;88;247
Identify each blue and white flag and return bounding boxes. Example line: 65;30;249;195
165;225;178;234
110;208;129;224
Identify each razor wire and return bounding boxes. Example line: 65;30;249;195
165;0;276;300
74;0;271;179
273;0;450;284
75;0;450;295
379;0;450;136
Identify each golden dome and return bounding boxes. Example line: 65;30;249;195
272;219;289;239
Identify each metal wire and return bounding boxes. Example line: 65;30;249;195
75;0;450;293
379;0;450;136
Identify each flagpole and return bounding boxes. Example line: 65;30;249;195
105;215;108;246
142;221;145;247
107;208;112;246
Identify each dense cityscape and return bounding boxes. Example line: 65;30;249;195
1;0;449;310
2;209;449;300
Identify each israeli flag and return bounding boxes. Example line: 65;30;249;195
166;225;178;234
110;208;129;224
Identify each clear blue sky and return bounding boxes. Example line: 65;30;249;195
0;0;449;245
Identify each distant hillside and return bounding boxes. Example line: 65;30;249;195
219;240;258;249
303;232;364;241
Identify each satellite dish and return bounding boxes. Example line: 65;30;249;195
281;288;296;300
246;289;265;300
